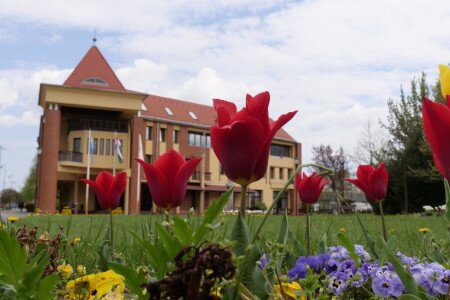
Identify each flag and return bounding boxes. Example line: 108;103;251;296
115;137;123;163
88;135;95;164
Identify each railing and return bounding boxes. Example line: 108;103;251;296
59;151;83;163
191;171;212;181
68;118;128;133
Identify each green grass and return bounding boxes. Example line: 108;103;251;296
11;213;448;257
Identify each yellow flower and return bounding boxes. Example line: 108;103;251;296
58;263;74;279
77;265;86;276
111;207;123;215
7;216;19;223
439;64;450;98
62;206;72;215
66;270;125;300
70;237;81;246
273;282;306;299
0;224;6;230
419;227;430;234
339;228;347;233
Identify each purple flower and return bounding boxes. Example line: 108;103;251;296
337;259;357;277
258;253;269;270
397;252;418;266
372;270;404;298
328;271;348;295
288;257;307;279
351;268;369;288
355;244;371;262
435;269;450;295
306;256;321;273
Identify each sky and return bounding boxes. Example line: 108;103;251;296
1;0;450;190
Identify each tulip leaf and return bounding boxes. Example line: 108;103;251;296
108;262;147;300
444;179;450;222
172;216;193;245
337;233;360;268
277;210;289;244
230;212;251;257
193;188;232;245
383;239;419;297
155;222;182;260
288;231;307;257
0;229;27;289
356;213;379;259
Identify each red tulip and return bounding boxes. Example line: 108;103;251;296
422;98;450;181
295;172;329;204
346;163;388;202
210;91;297;186
136;150;201;209
81;171;126;210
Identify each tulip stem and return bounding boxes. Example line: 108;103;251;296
306;204;311;255
240;184;248;217
109;211;114;251
378;201;387;242
251;163;332;244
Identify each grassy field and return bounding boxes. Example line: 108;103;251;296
10;212;448;256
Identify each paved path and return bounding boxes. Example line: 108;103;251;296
0;209;28;221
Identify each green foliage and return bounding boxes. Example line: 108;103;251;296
20;155;37;203
0;230;57;299
381;73;444;213
0;188;21;204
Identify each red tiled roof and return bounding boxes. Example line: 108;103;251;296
142;94;296;142
63;46;126;92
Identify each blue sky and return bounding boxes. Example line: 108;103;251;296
1;0;450;190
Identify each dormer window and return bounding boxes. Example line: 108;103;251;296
164;107;174;116
82;77;109;86
188;111;198;120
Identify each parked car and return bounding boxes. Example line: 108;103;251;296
353;202;373;213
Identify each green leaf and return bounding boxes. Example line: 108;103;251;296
172;216;193;245
230;213;251;257
36;275;58;300
193;189;231;245
444;179;450;223
155;222;182;259
356;213;380;259
317;232;327;254
383;239;419;296
18;249;49;297
337;233;360;268
277;211;289;244
109;262;147;300
288;231;307;257
0;229;27;288
399;295;422;300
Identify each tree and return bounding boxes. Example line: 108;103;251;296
20;156;37;203
350;121;387;166
380;73;444;214
1;188;20;205
312;145;350;209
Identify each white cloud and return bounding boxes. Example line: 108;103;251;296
0;110;40;126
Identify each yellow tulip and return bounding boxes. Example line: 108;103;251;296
439;64;450;98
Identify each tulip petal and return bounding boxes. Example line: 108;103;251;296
245;91;270;134
213;99;237;127
356;165;375;186
171;157;202;208
422;98;450;180
210;116;266;185
154;150;186;182
368;163;388;201
137;159;171;208
346;178;373;201
253;110;297;180
439;64;450;99
106;171;127;210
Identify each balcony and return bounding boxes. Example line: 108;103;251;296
59;151;83;163
191;171;212;181
68;118;128;133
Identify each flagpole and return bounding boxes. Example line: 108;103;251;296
113;131;117;176
84;129;92;215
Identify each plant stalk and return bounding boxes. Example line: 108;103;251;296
251;163;333;244
109;211;114;251
240;184;248;217
306;204;311;256
378;201;387;242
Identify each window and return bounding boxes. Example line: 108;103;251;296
279;168;284;180
270;144;291;157
287;168;293;178
145;154;152;163
106;139;111;155
81;77;109;86
146;126;153;140
99;139;104;155
159;128;166;142
73;138;81;153
188;111;198;120
188;132;210;147
220;164;225;175
164;107;174;116
270;167;275;179
173;130;179;144
88;138;98;154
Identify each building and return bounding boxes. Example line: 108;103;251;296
35;45;302;214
